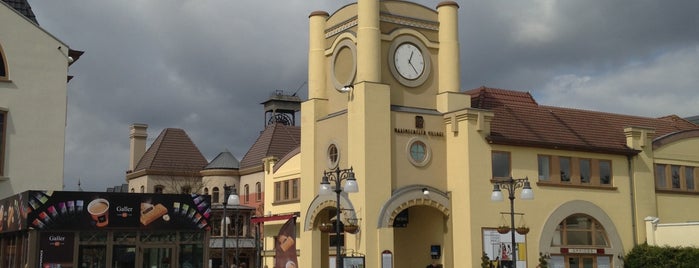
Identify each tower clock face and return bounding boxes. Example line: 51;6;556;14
394;43;424;80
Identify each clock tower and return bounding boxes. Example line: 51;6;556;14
301;1;468;267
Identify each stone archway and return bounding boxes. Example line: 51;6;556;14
377;184;450;228
304;192;358;231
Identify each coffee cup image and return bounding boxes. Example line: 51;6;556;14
87;198;110;227
286;260;297;268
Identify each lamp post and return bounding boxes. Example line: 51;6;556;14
319;167;359;268
491;177;533;268
223;184;240;268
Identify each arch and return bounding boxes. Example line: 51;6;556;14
539;200;624;258
377;185;450;228
303;192;358;231
0;43;7;79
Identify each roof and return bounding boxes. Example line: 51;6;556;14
240;123;301;170
134;128;208;173
2;0;37;24
466;86;699;155
686;115;699;125
204;150;240;170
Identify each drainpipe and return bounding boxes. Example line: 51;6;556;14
627;155;638;246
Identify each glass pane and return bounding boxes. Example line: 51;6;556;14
79;246;107;268
492;152;510;178
582;257;593;268
655;164;667;188
112;246;136;268
595;230;608;246
671;165;681;189
410;141;426;162
566;230;592;245
538;155;550;181
180;244;204;268
599;161;611;184
686;167;695;190
142;247;172;268
568;257;579;268
560;157;571;182
580;159;591;183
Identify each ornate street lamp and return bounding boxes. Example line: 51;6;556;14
223;184;240;268
491;177;533;268
319;167;359;268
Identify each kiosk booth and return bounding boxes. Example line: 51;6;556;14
0;191;211;268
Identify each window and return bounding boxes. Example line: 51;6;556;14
0;44;8;80
154;185;165;194
599;160;611;185
686;167;695;190
327;144;339;168
559;157;571;182
491;151;510;179
256;182;262;201
655;164;699;192
244;184;250;204
538;155;551;181
274;178;300;203
212;187;220;203
655;164;667;188
204;187;209;196
551;214;608;247
579;159;591;183
140;186;145;193
407;138;431;166
538;155;613;187
181;185;192;194
0;111;5;176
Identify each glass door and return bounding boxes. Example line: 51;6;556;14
567;256;594;268
141;246;174;268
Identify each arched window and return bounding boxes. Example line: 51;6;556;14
244;184;250;204
552;214;608;247
256;182;262;201
140;185;145;193
0;43;8;80
154;185;165;194
212;187;220;203
130;188;135;193
204;187;209;196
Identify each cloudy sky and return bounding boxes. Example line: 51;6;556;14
25;0;699;191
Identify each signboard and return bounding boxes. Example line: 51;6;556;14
39;232;75;268
381;250;392;268
0;191;211;233
344;256;365;268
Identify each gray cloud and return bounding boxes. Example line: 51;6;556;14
26;0;699;191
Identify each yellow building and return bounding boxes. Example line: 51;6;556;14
261;1;699;268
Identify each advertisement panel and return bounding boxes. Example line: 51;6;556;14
39;231;75;268
0;191;211;233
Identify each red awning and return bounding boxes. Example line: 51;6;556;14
251;213;298;224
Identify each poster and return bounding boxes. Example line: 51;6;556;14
482;228;527;268
275;217;298;268
39;232;75;268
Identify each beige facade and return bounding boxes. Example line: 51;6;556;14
0;1;79;199
260;1;699;268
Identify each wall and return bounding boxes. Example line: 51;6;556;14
645;217;699;247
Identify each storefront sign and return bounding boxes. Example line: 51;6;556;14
0;191;211;233
560;248;605;254
39;232;75;268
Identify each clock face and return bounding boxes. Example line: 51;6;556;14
394;43;425;80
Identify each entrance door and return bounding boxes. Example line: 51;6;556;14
141;246;174;268
567;256;594;268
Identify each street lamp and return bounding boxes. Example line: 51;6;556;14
491;177;533;268
319;167;359;268
223;184;240;268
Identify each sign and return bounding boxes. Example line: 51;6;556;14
392;210;408;228
482;228;527;268
560;248;605;254
275;217;298;268
39;232;75;268
381;250;393;268
344;256;365;268
0;191;212;233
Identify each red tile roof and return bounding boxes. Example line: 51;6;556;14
466;87;699;155
240;123;301;170
134;128;208;172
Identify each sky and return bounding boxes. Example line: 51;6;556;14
24;0;699;191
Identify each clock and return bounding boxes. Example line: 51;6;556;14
388;36;431;87
394;43;424;80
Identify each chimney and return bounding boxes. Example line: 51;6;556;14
129;123;148;171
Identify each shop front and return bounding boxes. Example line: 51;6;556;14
0;191;211;268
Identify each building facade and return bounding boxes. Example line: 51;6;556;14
259;1;699;268
0;0;81;199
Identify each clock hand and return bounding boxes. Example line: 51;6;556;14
410;63;419;76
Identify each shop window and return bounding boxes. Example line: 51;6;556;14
212;187;220;203
256;182;262;201
0;110;5;176
244;184;250;204
491;151;510;179
551;214;608;247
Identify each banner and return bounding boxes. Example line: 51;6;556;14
275;217;298;268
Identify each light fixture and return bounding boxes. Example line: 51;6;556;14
318;167;359;268
422;188;430;195
338;85;353;93
490;177;534;267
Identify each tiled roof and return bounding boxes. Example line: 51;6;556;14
2;0;38;24
240;123;301;170
466;87;699;155
204;150;240;170
134;128;208;173
686;115;699;125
